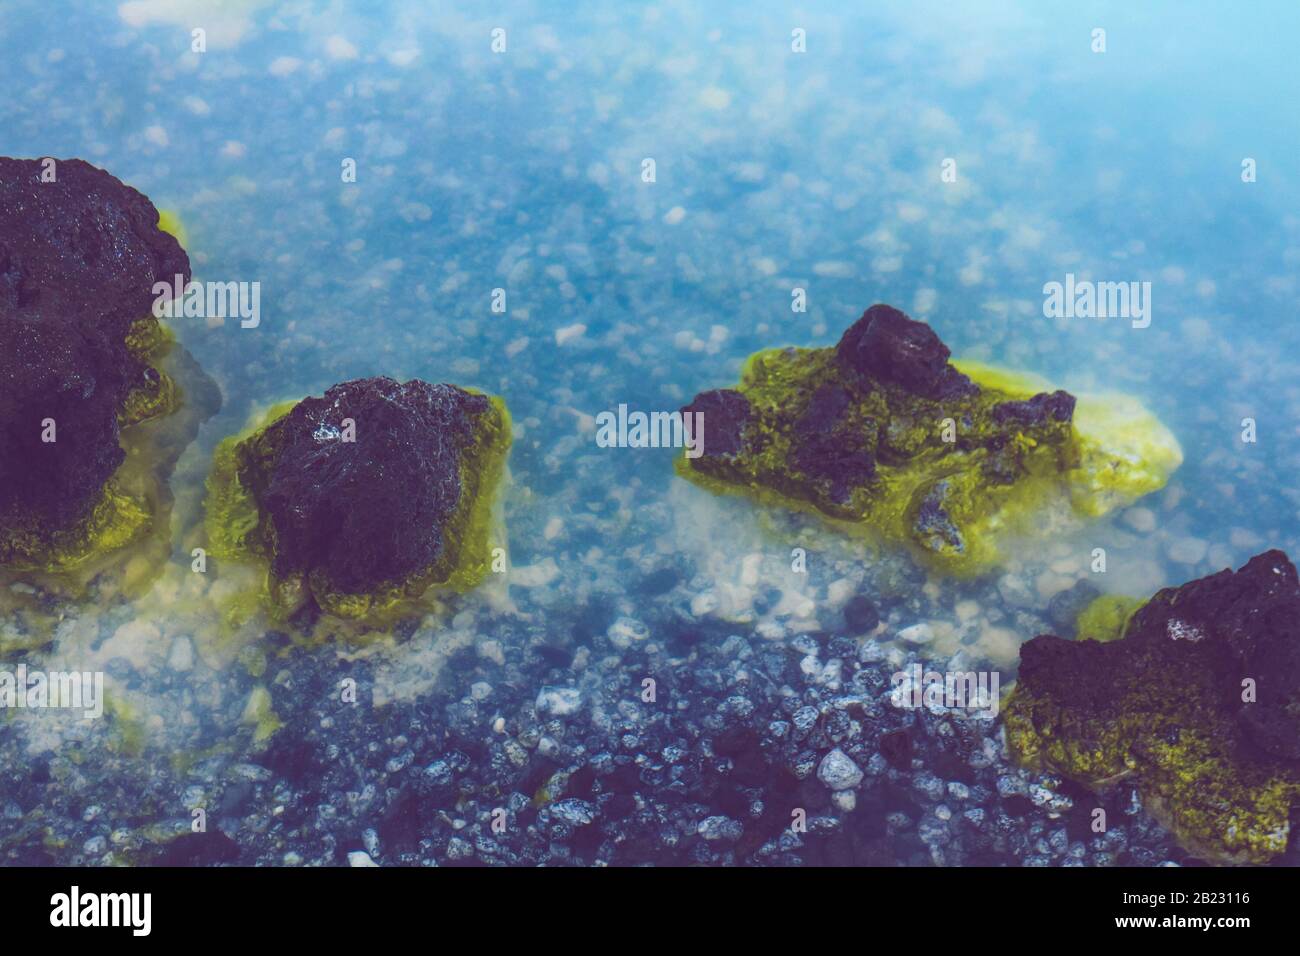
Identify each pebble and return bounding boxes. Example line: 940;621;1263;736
1230;527;1263;550
550;798;596;826
979;625;1021;667
831;790;857;812
1046;580;1100;635
897;622;933;644
1123;507;1157;533
997;573;1035;608
792;706;820;734
842;595;880;634
690;591;720;617
1166;536;1208;565
535;686;583;717
1035;570;1073;601
168;636;194;672
607;616;650;648
817;748;864;791
347;851;379;867
697;816;743;841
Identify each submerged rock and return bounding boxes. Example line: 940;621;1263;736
1004;550;1300;863
0;157;195;574
678;303;1181;573
205;376;511;621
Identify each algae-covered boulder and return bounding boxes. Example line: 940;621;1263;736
1004;550;1300;863
678;303;1181;573
206;376;511;621
0;157;192;573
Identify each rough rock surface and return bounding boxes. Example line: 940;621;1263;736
0;157;189;563
229;377;509;603
0;157;188;335
836;303;978;400
1005;550;1300;863
679;304;1083;572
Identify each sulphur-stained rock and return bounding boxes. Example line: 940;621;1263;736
677;303;1181;573
205;376;511;621
1004;550;1300;863
0;157;193;572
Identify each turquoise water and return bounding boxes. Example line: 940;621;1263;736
5;0;1295;558
2;1;1299;866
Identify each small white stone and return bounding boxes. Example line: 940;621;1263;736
1166;536;1208;565
477;640;505;666
168;636;194;672
535;686;583;717
554;323;586;345
1123;507;1157;533
817;748;864;791
897;623;934;644
606;616;649;649
690;591;720;618
997;574;1035;608
826;577;855;609
347;851;379;867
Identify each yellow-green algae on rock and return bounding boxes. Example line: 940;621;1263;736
1004;550;1300;863
0;322;219;604
0;159;217;619
203;377;511;641
1072;593;1146;643
677;304;1181;575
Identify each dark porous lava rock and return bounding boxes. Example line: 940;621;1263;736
0;157;190;568
211;377;511;617
0;157;188;335
1005;550;1300;863
836;303;978;401
677;304;1087;572
680;388;753;460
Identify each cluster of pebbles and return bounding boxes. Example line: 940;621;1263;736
2;506;1219;867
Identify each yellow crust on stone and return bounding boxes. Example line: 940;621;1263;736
678;350;1180;577
203;392;511;639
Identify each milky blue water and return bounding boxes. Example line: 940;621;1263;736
2;1;1299;865
5;0;1296;569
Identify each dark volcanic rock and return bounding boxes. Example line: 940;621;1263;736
836;304;977;400
910;480;965;555
0;157;189;560
1122;549;1300;761
0;157;189;336
792;385;876;504
234;376;508;600
0;320;126;532
991;390;1076;428
678;303;1102;573
842;594;880;634
681;388;752;459
1005;550;1300;863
